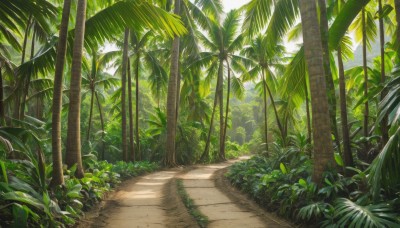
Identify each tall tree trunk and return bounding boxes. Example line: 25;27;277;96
36;96;43;120
20;28;36;120
66;0;87;178
222;61;231;161
121;29;129;162
395;0;400;53
128;58;135;161
86;86;95;143
261;69;269;153
165;0;181;167
86;51;97;143
200;62;222;162
304;79;312;145
338;45;354;169
218;60;224;161
175;62;181;124
0;68;5;125
318;0;340;153
95;92;105;160
379;0;389;146
50;0;72;186
14;15;32;120
264;71;285;144
362;8;370;157
299;0;334;184
135;52;140;160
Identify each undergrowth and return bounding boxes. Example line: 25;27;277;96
226;153;400;227
0;152;159;227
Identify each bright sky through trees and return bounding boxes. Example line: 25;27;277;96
222;0;249;11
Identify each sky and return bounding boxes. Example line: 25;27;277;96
222;0;250;12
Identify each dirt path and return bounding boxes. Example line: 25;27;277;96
91;170;186;228
85;158;292;228
181;161;292;227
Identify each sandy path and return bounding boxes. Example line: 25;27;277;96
87;158;292;228
181;161;292;228
94;170;179;228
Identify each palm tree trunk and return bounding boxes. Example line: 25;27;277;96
50;0;72;186
66;0;86;178
86;86;95;143
36;96;43;120
121;29;129;162
222;61;232;161
20;28;36;120
299;0;334;184
128;58;135;161
95;92;105;160
14;15;32;120
362;8;369;158
175;62;181;124
338;45;354;169
264;71;285;144
379;0;389;146
318;0;340;153
135;52;140;160
200;62;222;162
395;0;400;50
218;60;224;161
304;79;312;145
0;68;5;125
261;69;268;153
86;51;97;143
165;0;181;167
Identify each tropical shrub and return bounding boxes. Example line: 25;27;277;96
226;154;400;227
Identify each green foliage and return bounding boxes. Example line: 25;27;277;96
0;130;159;227
227;151;400;226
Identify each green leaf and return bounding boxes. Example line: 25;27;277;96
374;4;393;19
0;161;8;184
3;191;45;211
280;163;287;174
12;204;29;228
334;153;344;167
298;178;307;187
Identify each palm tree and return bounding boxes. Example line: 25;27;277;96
65;0;87;178
127;58;135;161
196;10;246;161
242;35;286;151
165;0;181;167
378;0;389;146
337;39;354;169
82;50;119;146
299;0;334;184
395;0;400;50
318;0;340;153
129;30;156;160
121;29;130;162
50;0;72;186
